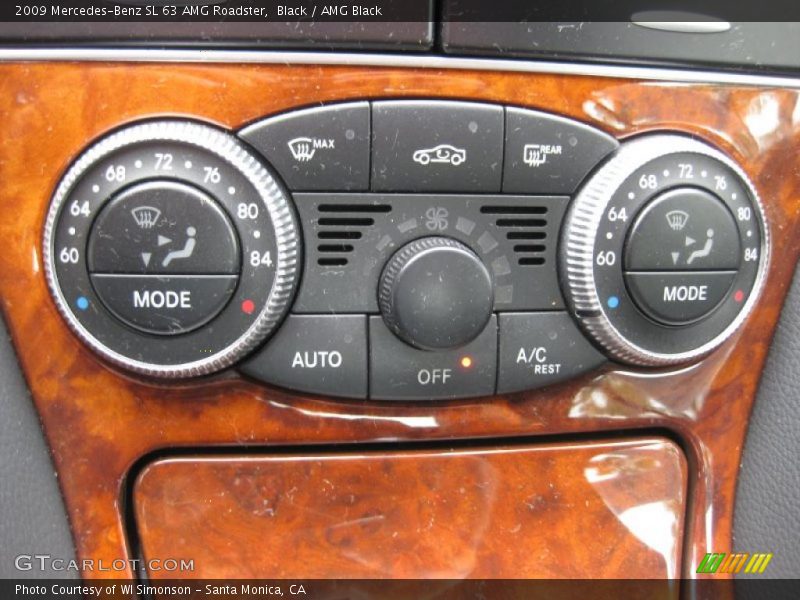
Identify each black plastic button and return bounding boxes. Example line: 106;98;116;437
497;313;606;394
369;316;497;401
240;102;370;191
90;274;238;335
378;237;494;350
371;100;504;192
625;187;741;271
503;107;618;194
88;180;240;275
240;315;368;399
625;271;737;325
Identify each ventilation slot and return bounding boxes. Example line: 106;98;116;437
318;231;362;240
318;217;375;227
506;231;546;240
318;204;392;213
316;204;391;267
480;206;548;215
482;204;549;267
495;218;547;227
317;257;349;267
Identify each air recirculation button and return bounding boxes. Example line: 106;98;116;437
87;180;241;335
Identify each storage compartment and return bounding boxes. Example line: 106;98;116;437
133;438;687;579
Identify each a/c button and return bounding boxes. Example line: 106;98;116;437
240;315;368;399
497;313;606;394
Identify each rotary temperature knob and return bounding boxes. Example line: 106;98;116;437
378;237;494;350
44;120;300;378
560;134;769;366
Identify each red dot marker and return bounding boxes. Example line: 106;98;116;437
241;299;256;315
734;290;745;303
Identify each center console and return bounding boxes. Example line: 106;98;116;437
44;101;768;402
0;50;797;581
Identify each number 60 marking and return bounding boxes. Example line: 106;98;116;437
596;250;616;266
59;247;80;264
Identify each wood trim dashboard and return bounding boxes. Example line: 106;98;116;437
0;61;799;580
133;438;687;579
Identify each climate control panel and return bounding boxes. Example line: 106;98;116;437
43;101;768;400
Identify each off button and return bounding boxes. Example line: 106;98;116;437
369;316;497;401
90;274;238;335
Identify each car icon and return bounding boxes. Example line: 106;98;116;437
412;144;467;166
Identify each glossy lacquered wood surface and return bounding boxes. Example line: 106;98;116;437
0;62;799;580
134;439;687;579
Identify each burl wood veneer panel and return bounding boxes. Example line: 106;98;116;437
0;62;799;579
134;438;686;579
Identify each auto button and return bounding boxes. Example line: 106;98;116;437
240;315;368;399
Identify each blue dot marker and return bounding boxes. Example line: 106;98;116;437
607;296;620;309
76;296;89;311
